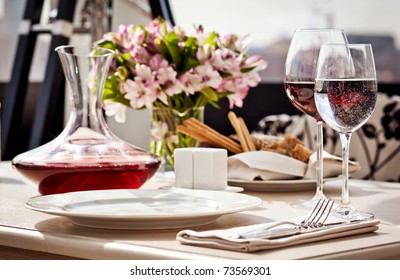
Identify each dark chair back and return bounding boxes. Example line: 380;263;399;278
1;0;76;160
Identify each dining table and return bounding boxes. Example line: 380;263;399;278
0;160;399;260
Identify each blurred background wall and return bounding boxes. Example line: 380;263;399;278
1;0;399;153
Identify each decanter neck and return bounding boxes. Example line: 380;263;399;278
56;45;113;134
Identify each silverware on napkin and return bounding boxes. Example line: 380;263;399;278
232;198;369;240
230;219;365;240
176;199;380;252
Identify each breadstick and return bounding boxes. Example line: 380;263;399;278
177;125;212;143
183;118;242;153
238;117;256;151
228;111;249;152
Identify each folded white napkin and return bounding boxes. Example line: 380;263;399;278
177;219;379;253
228;151;360;181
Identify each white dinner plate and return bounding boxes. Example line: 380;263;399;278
228;177;339;192
158;185;244;193
25;188;262;230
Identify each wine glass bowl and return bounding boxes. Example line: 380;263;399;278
315;43;378;220
314;79;377;133
284;82;322;121
284;29;348;208
285;29;348;121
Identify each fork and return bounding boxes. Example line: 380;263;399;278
231;198;336;239
300;198;335;228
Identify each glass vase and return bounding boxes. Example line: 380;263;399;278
12;45;161;195
150;107;204;173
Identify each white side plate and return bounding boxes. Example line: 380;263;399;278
228;177;339;192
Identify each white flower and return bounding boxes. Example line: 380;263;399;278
179;72;204;95
103;99;127;123
243;55;268;72
149;54;169;70
134;64;155;84
124;79;155;109
145;82;169;106
164;80;183;96
150;121;169;142
211;48;241;74
194;63;222;88
157;66;177;85
243;71;262;87
196;44;212;62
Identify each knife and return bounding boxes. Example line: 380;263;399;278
231;219;364;240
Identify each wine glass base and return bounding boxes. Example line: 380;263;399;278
333;204;374;220
290;194;328;209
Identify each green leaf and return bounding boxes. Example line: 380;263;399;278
116;66;129;80
203;31;218;47
182;57;200;72
207;99;221;109
183;94;195;108
200;87;219;101
216;90;233;98
241;66;256;73
164;32;182;67
159;43;170;59
183;37;198;57
115;55;125;65
96;39;117;50
219;71;231;78
120;53;132;61
103;76;130;107
158;17;168;35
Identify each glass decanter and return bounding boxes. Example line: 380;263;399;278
12;45;161;195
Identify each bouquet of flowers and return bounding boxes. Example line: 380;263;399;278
97;17;267;123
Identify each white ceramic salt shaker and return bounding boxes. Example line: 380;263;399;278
174;148;195;189
193;148;227;190
174;148;228;190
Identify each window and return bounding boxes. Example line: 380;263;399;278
169;0;400;83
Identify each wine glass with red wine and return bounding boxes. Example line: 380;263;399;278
315;44;377;220
284;29;348;208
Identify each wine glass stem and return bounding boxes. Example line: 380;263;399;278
339;132;352;208
315;120;324;197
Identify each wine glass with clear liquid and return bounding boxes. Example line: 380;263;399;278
314;44;378;220
284;29;348;208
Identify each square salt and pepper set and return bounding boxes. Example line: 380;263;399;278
174;148;228;191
